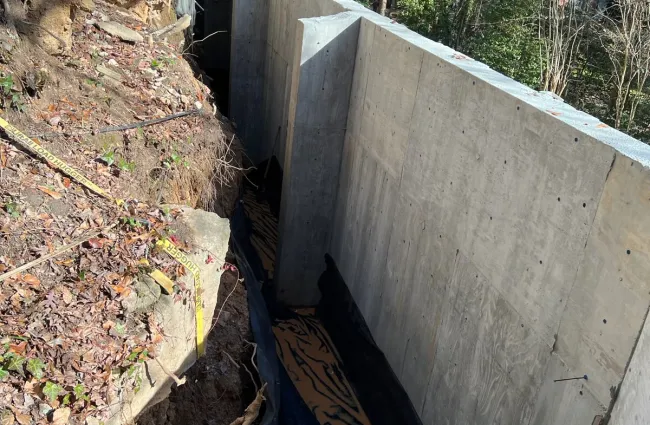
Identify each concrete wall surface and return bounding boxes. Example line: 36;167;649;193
230;1;650;424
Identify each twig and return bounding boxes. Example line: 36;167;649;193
97;109;200;134
183;30;228;53
222;350;239;369
0;223;116;282
209;269;240;333
221;349;258;393
154;357;186;386
241;362;258;394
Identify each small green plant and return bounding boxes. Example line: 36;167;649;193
0;368;8;380
160;56;176;66
85;78;102;88
74;383;91;402
78;270;86;281
0;74;25;112
150;59;161;69
4;352;25;377
117;158;136;172
99;149;115;166
5;200;20;218
43;381;63;401
163;152;189;169
26;358;46;379
120;216;142;228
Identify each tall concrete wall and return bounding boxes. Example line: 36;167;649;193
230;1;650;424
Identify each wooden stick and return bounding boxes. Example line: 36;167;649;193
0;223;116;282
154;357;186;386
97;109;200;134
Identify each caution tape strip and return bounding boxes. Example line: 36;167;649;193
156;239;205;357
0;117;122;205
0;116;205;357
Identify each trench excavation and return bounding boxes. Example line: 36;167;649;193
140;2;416;424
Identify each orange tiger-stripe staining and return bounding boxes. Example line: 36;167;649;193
273;311;372;425
243;185;370;424
242;190;278;279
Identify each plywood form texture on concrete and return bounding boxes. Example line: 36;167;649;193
555;154;650;405
275;14;359;304
326;15;650;424
609;303;650;425
230;0;267;159
253;0;650;422
263;0;349;163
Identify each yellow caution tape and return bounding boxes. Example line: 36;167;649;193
156;239;205;357
0;117;123;205
149;269;175;294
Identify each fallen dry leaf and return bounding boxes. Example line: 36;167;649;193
9;341;27;355
37;186;63;200
10;410;29;425
62;177;71;188
50;407;70;425
87;238;107;249
22;274;41;287
0;409;14;425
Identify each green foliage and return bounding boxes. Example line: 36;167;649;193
0;74;25;112
26;358;46;379
99;149;116;166
43;381;63;401
117;158;136;172
4;200;20;218
74;383;90;402
163;152;189;169
0;368;8;380
4;352;25;377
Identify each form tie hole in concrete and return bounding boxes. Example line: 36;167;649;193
574;137;579;142
490;216;493;220
603;319;607;324
540;260;543;265
583;202;586;208
504;160;507;164
473;81;475;85
580;391;583;396
627;249;631;255
558;197;561;202
517;106;520;110
521;324;524;327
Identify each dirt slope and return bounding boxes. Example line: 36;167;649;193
0;1;250;424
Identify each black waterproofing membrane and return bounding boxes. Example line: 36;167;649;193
230;157;422;425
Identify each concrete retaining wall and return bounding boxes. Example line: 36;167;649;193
231;1;650;423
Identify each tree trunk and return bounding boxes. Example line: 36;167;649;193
378;0;387;16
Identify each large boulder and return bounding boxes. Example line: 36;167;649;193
99;207;231;425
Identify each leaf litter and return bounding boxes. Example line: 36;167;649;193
0;0;244;423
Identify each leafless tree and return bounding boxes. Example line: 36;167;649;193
378;0;387;16
539;0;589;97
600;0;650;129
